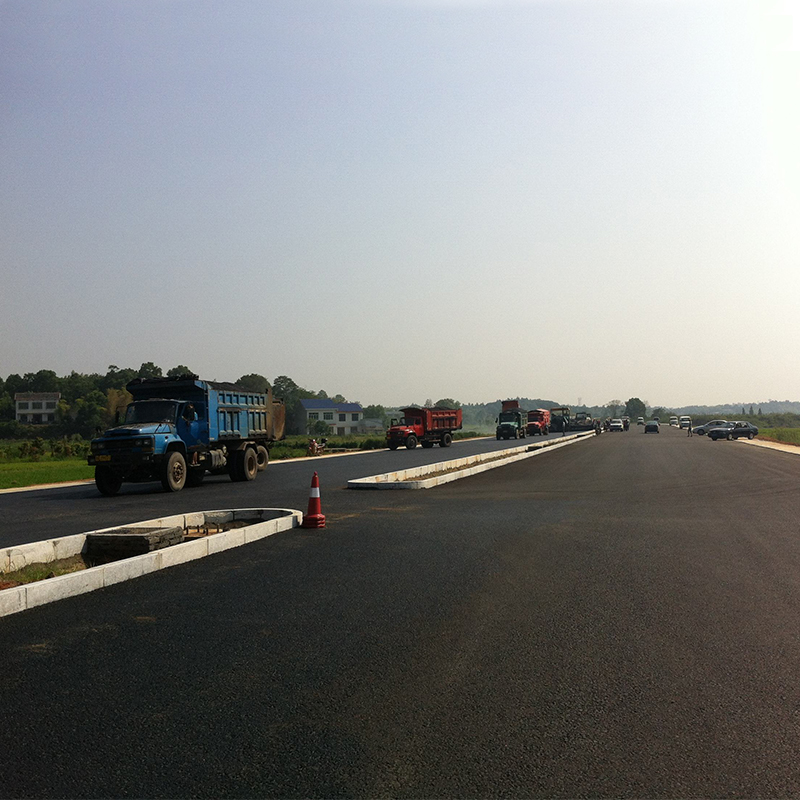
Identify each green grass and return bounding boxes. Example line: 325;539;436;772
758;428;800;446
0;459;94;490
0;555;87;587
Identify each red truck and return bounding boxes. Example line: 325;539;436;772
386;407;463;450
526;408;551;436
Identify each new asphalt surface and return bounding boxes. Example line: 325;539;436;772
0;432;558;548
3;426;800;797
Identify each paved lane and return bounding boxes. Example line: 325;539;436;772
3;427;800;797
0;432;567;548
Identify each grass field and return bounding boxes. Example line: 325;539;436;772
758;428;800;446
0;459;94;490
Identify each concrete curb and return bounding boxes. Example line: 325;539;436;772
0;507;302;619
348;432;596;489
736;438;800;456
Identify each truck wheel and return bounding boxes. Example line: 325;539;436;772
496;434;501;440
440;433;452;447
256;445;269;471
95;466;122;497
186;467;205;487
161;451;187;492
421;441;434;449
388;442;399;451
231;448;258;481
406;435;418;449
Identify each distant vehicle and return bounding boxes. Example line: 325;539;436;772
669;416;679;426
549;406;571;433
526;408;551;436
708;421;759;441
679;416;692;429
644;420;660;433
609;418;624;432
637;417;644;425
570;411;594;432
387;406;462;449
693;419;728;436
496;400;528;440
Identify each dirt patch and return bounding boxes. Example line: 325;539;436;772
1;554;87;588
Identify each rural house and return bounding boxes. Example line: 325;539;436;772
15;392;61;424
300;399;363;436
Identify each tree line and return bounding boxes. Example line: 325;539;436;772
0;365;375;439
3;369;799;441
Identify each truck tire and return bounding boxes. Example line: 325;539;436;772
161;451;187;492
256;445;269;471
95;466;122;497
231;448;258;481
406;435;418;449
421;441;434;449
388;442;399;451
440;433;452;447
186;467;205;487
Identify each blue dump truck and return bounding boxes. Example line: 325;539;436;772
88;375;285;495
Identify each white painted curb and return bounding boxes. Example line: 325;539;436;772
348;432;596;489
0;507;302;619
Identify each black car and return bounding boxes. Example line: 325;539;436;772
692;419;728;436
708;421;759;441
644;420;660;433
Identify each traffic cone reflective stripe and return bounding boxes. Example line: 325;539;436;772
302;471;326;529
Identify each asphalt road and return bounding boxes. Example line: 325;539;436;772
3;426;800;797
0;431;565;549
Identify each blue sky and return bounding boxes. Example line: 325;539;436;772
1;0;798;407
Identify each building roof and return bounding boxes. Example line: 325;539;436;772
300;399;362;413
14;392;61;401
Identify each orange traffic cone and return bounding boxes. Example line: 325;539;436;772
302;471;326;529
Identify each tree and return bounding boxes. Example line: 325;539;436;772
308;419;332;436
74;390;109;437
272;375;300;399
4;374;27;396
236;373;270;392
0;393;14;422
137;362;162;379
758;407;763;416
167;365;193;378
606;399;623;417
101;365;138;392
624;398;647;420
424;398;433;408
749;405;754;416
27;369;59;393
435;398;461;409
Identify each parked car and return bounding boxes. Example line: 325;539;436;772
637;417;644;425
644;420;660;433
609;418;624;432
679;416;692;429
693;419;728;436
669;416;679;426
708;421;759;441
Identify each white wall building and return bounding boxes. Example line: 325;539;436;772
15;392;61;424
300;399;363;436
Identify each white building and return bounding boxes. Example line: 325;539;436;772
15;392;61;424
300;399;363;436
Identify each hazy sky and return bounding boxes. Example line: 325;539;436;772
1;0;798;407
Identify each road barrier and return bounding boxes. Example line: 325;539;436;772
0;508;301;619
348;431;595;490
